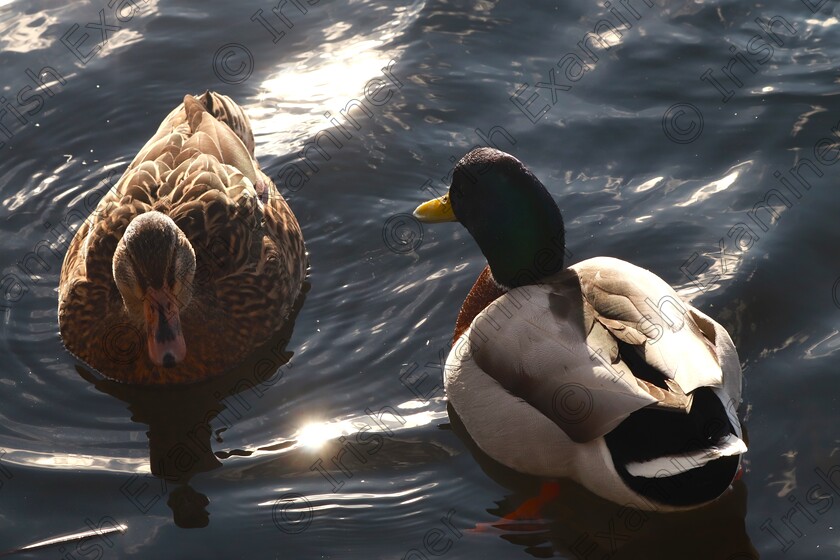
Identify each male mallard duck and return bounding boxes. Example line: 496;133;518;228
58;92;306;384
413;148;746;511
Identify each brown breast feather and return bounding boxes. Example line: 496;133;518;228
452;265;507;345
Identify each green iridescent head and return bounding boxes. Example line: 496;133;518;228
414;148;566;289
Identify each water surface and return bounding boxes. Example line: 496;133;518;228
0;0;838;558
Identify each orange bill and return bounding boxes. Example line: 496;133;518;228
143;287;187;368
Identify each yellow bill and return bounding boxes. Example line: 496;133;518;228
413;193;457;223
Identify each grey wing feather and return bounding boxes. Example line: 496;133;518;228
466;257;734;443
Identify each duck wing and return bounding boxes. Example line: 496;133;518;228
572;257;741;407
458;270;656;444
454;257;740;445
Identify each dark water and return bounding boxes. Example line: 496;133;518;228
0;0;838;558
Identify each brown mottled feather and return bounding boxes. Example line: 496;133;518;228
58;91;306;384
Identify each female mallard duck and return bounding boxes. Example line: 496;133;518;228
58;91;306;384
413;148;746;511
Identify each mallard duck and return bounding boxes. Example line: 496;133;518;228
58;92;307;384
413;148;746;511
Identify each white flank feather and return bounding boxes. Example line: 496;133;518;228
624;434;747;479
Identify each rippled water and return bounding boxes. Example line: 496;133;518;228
0;0;838;558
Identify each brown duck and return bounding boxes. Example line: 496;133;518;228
58;91;307;384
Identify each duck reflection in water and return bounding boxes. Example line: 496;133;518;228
74;287;307;529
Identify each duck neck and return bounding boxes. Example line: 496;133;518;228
477;211;566;290
453;265;507;343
